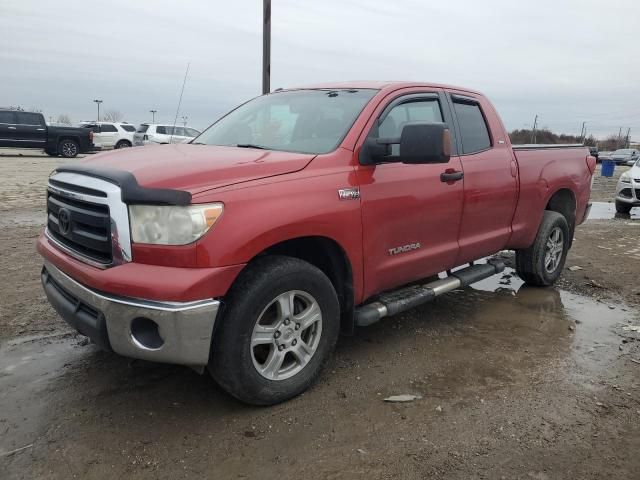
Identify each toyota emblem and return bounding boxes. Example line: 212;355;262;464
58;208;72;235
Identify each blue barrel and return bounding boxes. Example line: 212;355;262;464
601;159;615;177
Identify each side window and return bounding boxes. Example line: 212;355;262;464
186;128;200;137
376;98;444;156
16;112;44;126
120;124;136;132
452;101;491;154
100;124;118;132
156;126;167;135
0;111;15;123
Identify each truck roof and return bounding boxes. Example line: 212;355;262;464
285;80;482;95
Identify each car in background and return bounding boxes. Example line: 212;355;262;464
0;109;93;157
133;124;200;146
610;148;639;165
615;159;640;213
79;122;136;150
588;146;599;161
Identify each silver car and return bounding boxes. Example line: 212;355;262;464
615;160;640;213
610;148;639;166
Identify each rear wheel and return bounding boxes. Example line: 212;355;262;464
516;211;569;286
615;201;632;214
115;140;131;149
59;139;79;158
209;256;340;405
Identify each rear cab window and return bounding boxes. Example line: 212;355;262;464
451;96;491;154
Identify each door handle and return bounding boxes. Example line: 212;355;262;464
440;170;464;183
37;128;45;131
8;126;16;130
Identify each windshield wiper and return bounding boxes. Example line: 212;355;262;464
236;143;268;150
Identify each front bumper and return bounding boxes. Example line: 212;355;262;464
615;179;640;205
42;261;220;366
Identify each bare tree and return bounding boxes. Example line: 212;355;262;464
30;106;42;113
103;110;123;122
57;114;72;125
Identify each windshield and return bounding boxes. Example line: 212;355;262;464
193;89;377;154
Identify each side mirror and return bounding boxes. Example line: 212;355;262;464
398;122;450;164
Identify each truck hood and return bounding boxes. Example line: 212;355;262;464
79;144;316;194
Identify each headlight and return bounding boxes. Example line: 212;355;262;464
129;203;223;245
620;172;631;183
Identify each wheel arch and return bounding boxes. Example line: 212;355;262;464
246;235;355;335
545;188;577;247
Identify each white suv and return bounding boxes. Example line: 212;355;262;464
79;122;136;149
133;124;201;146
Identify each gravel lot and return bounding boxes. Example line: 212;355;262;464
1;150;639;479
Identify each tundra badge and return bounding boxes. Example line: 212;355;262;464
338;188;360;200
388;243;421;256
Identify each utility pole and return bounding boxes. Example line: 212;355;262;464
93;99;103;121
150;110;157;123
262;0;271;95
625;128;631;148
530;114;538;144
617;127;623;149
181;115;188;126
579;121;586;142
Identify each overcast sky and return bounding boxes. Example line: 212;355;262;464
1;0;638;139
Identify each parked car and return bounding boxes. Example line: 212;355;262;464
615;159;640;213
79;122;136;150
37;81;595;405
598;151;612;162
610;148;639;165
588;146;599;161
0;109;93;157
133;124;200;146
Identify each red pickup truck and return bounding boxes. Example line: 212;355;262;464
38;81;595;404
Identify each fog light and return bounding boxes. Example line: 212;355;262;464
130;317;164;350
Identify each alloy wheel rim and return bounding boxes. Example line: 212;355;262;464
544;227;564;273
251;290;323;381
63;142;76;156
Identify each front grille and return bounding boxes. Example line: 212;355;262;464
47;190;112;264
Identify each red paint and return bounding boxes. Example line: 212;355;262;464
38;81;593;305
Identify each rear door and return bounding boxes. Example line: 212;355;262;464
0;111;17;146
14;112;47;147
447;92;518;265
98;123;118;148
356;90;465;297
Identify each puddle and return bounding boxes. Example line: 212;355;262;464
587;202;640;220
472;266;525;294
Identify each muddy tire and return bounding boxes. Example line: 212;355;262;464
209;255;340;405
59;139;79;158
615;201;632;214
515;211;569;287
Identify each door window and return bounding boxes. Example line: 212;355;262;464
452;101;491;154
16;112;43;126
376;98;444;156
120;124;136;132
0;111;15;124
100;124;118;132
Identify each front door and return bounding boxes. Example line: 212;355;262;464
15;112;46;148
356;92;465;298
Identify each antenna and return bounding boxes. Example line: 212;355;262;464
170;62;190;143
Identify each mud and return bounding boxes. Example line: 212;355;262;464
1;155;640;479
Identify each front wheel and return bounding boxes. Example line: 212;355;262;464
515;211;569;286
615;201;632;214
209;256;340;405
115;140;131;149
59;139;79;158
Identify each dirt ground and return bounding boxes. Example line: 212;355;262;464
1;151;639;479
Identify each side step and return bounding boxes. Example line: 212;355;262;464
354;259;505;327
